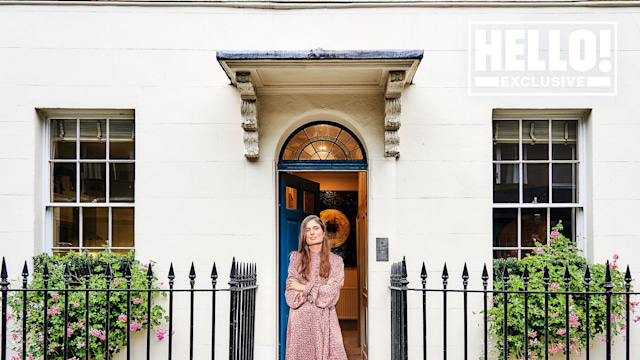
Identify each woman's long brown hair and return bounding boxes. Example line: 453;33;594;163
297;215;331;281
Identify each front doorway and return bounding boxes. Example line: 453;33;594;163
277;122;368;360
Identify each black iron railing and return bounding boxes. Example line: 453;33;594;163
0;257;257;360
390;257;638;360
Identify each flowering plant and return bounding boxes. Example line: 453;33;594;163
7;251;167;360
489;222;634;359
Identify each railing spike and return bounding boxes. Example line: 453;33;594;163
0;257;7;280
401;257;407;278
0;257;8;288
481;263;489;282
625;265;632;284
605;261;612;284
146;262;153;281
124;261;132;280
501;265;509;282
168;263;175;280
442;263;449;280
543;266;550;283
189;262;196;279
584;265;591;283
22;260;29;278
64;262;71;281
211;262;218;279
230;257;237;278
43;262;50;279
563;265;571;285
105;263;113;281
420;262;427;280
462;262;469;280
523;265;530;289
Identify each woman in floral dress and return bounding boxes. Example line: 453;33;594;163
285;215;348;360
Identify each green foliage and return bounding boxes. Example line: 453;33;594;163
489;222;634;359
7;251;166;360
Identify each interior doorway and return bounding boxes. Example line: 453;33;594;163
278;171;368;360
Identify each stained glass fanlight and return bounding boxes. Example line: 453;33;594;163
278;122;367;170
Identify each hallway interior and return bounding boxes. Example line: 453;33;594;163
341;320;361;360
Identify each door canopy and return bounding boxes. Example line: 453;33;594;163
278;121;367;171
217;49;423;160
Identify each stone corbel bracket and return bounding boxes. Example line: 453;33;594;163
384;71;406;158
236;72;259;160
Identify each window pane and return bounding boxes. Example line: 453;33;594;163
50;119;76;159
521;208;547;247
494;249;519;259
110;163;134;202
52;163;76;202
523;121;549;160
493;121;519;160
552;121;578;160
53;207;79;248
493;208;518;247
81;163;106;203
523;163;549;203
493;164;519;203
112;207;134;247
551;208;575;242
552;163;578;203
83;207;108;247
80;120;106;159
110;120;135;160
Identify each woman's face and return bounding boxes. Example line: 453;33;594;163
304;219;324;249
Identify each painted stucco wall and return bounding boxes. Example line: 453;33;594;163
1;3;640;359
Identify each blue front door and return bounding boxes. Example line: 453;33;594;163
278;172;320;360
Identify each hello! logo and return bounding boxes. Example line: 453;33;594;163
468;22;617;95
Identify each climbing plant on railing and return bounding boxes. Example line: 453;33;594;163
489;222;634;359
7;250;167;360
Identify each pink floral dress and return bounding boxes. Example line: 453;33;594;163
285;251;348;360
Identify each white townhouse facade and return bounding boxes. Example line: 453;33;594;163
1;0;640;359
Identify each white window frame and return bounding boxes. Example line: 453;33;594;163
492;111;587;259
43;111;135;255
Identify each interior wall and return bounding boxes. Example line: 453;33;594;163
293;172;358;191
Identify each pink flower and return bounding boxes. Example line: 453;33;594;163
67;327;74;337
77;320;84;329
558;344;566;350
529;330;537;338
535;248;544;255
72;301;80;308
550;283;560;290
557;329;566;335
51;294;60;301
530;339;538;346
133;298;141;305
550;348;559;354
114;279;122;285
130;320;143;332
47;305;61;315
488;315;496;321
12;333;20;341
613;254;619;260
611;314;617;322
550;230;560;239
38;334;44;342
156;329;168;340
140;263;148;269
119;314;127;322
11;356;19;360
76;342;85;349
550;312;560;317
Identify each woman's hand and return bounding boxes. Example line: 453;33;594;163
286;278;305;292
327;278;335;285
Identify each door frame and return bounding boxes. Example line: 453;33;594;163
276;169;368;360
